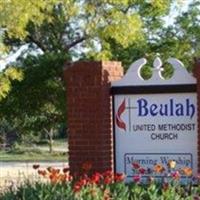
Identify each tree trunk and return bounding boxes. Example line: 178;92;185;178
44;128;54;154
49;128;54;154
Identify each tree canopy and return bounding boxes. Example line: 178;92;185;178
0;0;199;147
0;0;174;56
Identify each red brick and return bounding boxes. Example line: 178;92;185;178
64;61;123;175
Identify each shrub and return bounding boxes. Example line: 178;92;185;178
1;161;200;200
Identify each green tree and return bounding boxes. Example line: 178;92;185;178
0;0;175;57
0;0;189;150
0;67;23;101
0;53;67;152
94;0;200;75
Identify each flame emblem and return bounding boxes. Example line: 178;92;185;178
116;99;126;131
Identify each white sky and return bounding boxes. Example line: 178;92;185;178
164;0;192;26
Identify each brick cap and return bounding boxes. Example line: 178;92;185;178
63;61;122;71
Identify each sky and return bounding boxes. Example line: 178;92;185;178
164;0;192;26
0;0;193;71
0;45;29;70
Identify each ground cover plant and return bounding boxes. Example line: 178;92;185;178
1;160;200;200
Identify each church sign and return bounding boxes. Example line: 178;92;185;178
111;57;197;181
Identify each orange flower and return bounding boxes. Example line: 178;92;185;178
182;167;192;177
154;164;165;173
51;168;60;175
58;174;67;182
168;160;176;169
33;164;40;170
82;161;92;171
49;174;59;183
103;189;111;200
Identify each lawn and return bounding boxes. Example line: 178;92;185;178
0;139;68;161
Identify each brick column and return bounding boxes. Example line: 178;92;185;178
64;61;123;174
193;59;200;173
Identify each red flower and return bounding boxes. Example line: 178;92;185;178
132;162;140;169
103;170;113;178
33;164;40;170
79;178;87;186
82;161;92;171
73;178;88;193
63;167;69;173
91;172;102;184
103;170;113;184
38;170;47;177
163;182;169;191
133;175;141;183
171;171;180;180
73;183;82;192
138;168;146;174
114;173;125;182
104;176;113;185
193;196;200;200
68;175;73;181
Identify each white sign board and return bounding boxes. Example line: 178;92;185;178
114;93;197;181
112;57;197;181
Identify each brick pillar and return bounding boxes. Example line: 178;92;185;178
193;59;200;173
64;61;123;174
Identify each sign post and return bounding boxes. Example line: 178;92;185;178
111;57;197;181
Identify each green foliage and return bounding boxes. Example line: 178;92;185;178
0;67;23;101
0;179;199;200
0;0;65;39
0;53;67;143
1;0;176;56
0;0;198;145
1;182;74;200
89;0;199;72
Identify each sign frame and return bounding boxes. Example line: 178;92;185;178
111;57;198;180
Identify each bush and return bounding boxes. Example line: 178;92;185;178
1;177;200;200
1;161;200;200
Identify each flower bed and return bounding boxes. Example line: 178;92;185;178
1;161;200;200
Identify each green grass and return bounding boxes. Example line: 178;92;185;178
0;139;68;162
0;150;68;161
